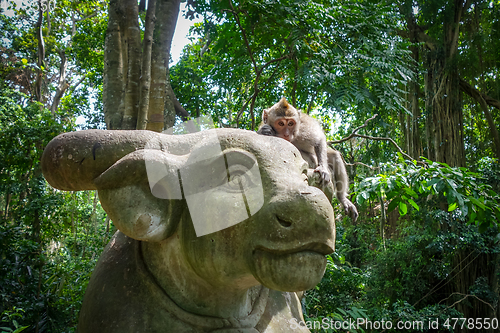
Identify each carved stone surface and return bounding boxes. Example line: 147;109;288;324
41;129;335;333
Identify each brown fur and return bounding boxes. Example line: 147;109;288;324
263;98;298;119
257;98;359;221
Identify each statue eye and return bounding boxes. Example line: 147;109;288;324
219;150;260;193
225;167;252;192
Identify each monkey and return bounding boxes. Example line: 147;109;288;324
258;98;331;183
257;98;358;221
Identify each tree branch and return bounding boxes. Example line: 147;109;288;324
50;50;69;114
235;55;287;126
329;114;426;165
439;292;496;312
34;0;45;103
75;11;99;23
227;2;292;128
255;54;289;77
226;1;257;73
345;162;380;170
306;89;318;114
352;134;424;164
46;0;51;35
226;2;296;129
459;78;500;159
397;27;436;51
69;73;88;92
330;114;379;144
171;89;190;121
447;0;467;60
460;78;500;110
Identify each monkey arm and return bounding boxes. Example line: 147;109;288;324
257;124;276;136
327;149;358;222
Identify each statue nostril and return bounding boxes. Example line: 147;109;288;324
277;217;292;228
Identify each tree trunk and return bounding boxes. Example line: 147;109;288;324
401;4;423;160
104;0;181;131
122;0;142;129
449;249;499;333
408;51;421;159
425;52;465;167
3;189;11;220
148;0;181;131
136;0;157;130
423;0;467;168
459;79;500;160
424;61;434;160
50;50;70;114
103;0;125;129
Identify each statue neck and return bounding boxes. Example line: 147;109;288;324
141;234;263;320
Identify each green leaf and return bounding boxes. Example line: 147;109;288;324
478;220;490;233
21;58;28;65
446;178;457;190
408;198;419;211
388;198;399;212
399;202;408;216
448;202;458;212
337;308;347;316
469;197;487;210
426;178;440;188
13;326;29;333
446;189;457;205
403;187;418;199
386;190;399;200
469;212;477;224
356;192;366;205
456;193;465;209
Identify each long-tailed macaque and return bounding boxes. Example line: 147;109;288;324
258;98;358;221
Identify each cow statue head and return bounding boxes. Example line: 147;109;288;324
42;128;335;333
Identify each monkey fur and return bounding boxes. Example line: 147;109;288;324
257;98;358;221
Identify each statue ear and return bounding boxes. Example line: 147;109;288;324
94;150;187;242
93;149;186;197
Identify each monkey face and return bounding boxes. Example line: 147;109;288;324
273;117;297;141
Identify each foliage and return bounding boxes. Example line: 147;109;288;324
1;307;29;332
304;246;369;332
176;0;413;129
355;158;500;231
305;159;500;332
1;213;113;332
0;0;107;126
0;75;111;331
170;26;229;126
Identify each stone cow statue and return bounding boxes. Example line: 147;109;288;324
41;129;335;332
